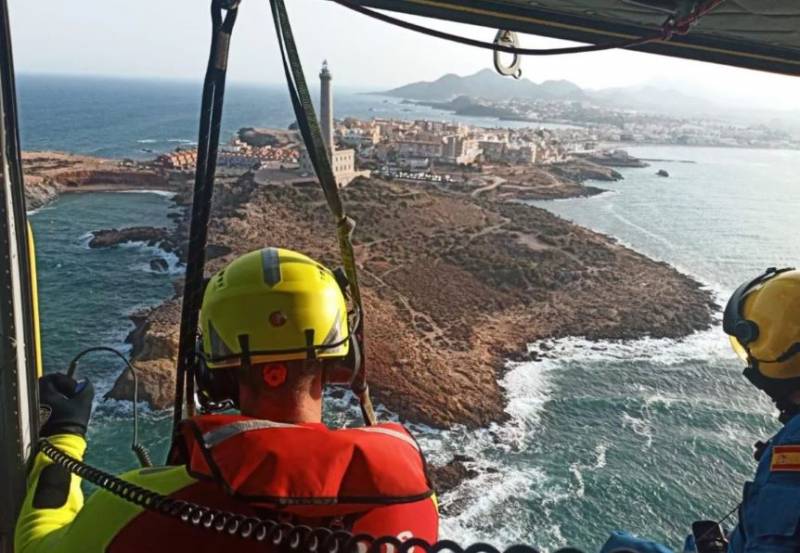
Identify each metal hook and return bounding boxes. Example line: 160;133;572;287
493;29;522;79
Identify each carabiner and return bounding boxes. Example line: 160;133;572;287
493;29;522;79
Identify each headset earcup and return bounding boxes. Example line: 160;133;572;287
195;355;212;402
735;320;760;345
324;335;361;384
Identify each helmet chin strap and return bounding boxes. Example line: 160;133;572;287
743;364;800;424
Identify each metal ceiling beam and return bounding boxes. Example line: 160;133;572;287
340;0;800;76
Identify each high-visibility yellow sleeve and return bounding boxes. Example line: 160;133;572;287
14;434;87;553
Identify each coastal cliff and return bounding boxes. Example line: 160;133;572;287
77;160;715;428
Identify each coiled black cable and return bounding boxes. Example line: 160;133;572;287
67;346;153;467
38;440;587;553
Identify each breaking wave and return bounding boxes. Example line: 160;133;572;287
426;328;768;551
119;241;184;275
118;189;177;199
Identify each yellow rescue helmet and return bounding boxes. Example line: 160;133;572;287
200;247;350;369
724;267;800;380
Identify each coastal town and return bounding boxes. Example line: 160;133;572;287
153;116;586;186
413;95;800;150
150;63;799;185
148;62;682;190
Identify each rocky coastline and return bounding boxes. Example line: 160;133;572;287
22;151;177;209
24;150;715;494
23;151;715;429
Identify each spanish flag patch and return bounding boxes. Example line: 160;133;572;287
771;446;800;471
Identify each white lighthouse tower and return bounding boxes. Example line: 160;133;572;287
319;60;334;155
298;61;364;187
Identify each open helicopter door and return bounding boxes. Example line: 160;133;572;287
0;1;43;552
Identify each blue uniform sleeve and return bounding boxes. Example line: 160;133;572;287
729;418;800;553
600;531;674;553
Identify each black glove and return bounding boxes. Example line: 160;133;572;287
38;373;94;437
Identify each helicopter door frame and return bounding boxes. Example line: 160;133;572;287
0;1;42;552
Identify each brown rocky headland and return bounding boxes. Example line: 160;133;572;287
20;151;715;429
52;157;716;429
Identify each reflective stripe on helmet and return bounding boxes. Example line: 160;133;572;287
261;247;282;286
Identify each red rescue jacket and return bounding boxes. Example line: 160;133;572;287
176;414;435;516
107;415;438;552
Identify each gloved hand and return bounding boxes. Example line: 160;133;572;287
601;531;674;553
38;373;94;437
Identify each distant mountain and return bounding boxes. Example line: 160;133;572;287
377;70;800;126
378;69;585;102
588;85;719;118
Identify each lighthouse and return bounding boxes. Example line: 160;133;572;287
298;61;364;187
320;60;334;154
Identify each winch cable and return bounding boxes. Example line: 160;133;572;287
172;0;240;445
37;439;561;553
269;0;376;425
328;0;727;55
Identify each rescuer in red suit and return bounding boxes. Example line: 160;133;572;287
16;247;438;553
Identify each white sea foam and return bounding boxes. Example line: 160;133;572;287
117;189;177;199
526;328;730;367
27;205;55;216
136;139;158;144
125;243;184;276
440;464;549;547
430;328;747;549
78;231;94;249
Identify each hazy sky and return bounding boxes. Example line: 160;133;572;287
7;0;800;110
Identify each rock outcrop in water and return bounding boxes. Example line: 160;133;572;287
88;227;170;249
102;166;716;425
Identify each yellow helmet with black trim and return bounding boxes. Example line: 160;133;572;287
724;268;800;381
200;247;350;369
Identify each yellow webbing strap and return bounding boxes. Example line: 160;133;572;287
26;221;42;378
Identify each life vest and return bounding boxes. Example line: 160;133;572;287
175;414;434;518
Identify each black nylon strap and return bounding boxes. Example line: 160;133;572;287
172;0;239;447
269;0;375;425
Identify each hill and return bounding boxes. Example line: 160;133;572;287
379;69;585;102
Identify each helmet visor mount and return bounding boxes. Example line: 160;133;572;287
199;333;353;369
723;266;800;367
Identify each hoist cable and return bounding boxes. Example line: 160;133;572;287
172;0;239;448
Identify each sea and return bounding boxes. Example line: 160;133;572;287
19;74;800;552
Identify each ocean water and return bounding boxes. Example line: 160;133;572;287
17;74;566;160
18;75;800;552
